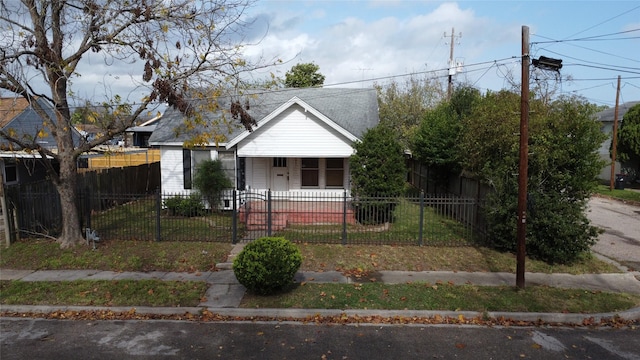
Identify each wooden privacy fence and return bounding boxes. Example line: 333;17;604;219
2;163;160;242
84;149;160;169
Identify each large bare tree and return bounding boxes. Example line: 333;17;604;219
0;0;269;248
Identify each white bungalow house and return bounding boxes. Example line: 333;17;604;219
148;88;379;213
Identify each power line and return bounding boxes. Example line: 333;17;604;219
569;76;640;81
534;38;640;64
532;28;640;44
564;4;640;39
567;63;640;75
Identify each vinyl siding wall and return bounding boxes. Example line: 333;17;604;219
236;104;355;158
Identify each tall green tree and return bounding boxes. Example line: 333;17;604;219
616;103;640;181
375;75;444;148
411;86;480;190
350;124;407;224
284;62;325;88
350;124;407;197
460;91;605;264
0;0;271;248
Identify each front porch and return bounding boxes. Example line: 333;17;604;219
238;191;357;231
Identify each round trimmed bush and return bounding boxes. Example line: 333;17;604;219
233;237;302;295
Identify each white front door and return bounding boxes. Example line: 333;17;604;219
271;157;288;191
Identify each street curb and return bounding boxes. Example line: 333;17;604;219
2;305;638;325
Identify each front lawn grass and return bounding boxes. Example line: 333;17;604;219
298;244;620;274
241;282;640;314
0;239;232;272
0;239;628;314
0;240;618;274
594;185;640;204
274;199;471;246
89;197;244;242
0;280;207;307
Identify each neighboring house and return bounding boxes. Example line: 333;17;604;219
0;97;82;185
125;115;161;148
595;100;639;181
75;123;101;143
148;88;380;201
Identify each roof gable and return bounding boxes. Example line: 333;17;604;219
0;97;81;150
226;96;359;148
0;97;30;128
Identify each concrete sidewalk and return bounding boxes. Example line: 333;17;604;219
1;268;640;324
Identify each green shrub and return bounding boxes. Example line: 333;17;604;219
484;189;599;264
350;125;407;224
193;159;233;212
164;194;203;217
233;237;302;295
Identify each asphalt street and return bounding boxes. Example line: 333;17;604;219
1;318;639;360
587;196;640;271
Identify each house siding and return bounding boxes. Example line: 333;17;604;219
160;147;217;194
236;105;355;158
246;157;268;189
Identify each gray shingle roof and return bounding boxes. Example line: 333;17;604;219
0;97;81;150
595;101;639;122
148;88;379;145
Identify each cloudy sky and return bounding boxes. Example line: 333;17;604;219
242;0;640;107
3;1;638;109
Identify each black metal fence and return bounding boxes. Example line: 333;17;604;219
5;187;485;246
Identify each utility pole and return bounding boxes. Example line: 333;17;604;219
516;25;530;290
609;75;621;191
445;27;461;100
353;67;373;88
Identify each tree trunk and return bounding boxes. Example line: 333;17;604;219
55;153;84;249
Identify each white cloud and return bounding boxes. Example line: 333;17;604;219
245;2;513;88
